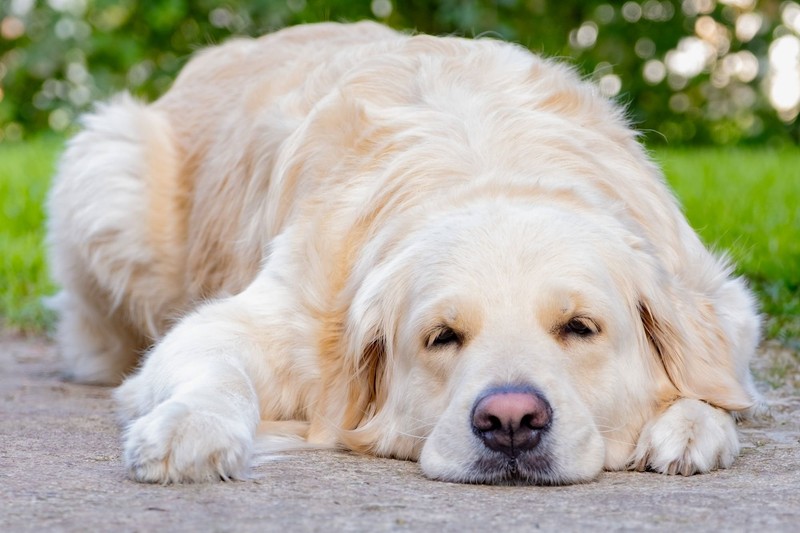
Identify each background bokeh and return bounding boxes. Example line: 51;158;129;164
1;0;799;145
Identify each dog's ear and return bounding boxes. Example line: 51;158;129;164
341;335;388;433
309;313;389;452
638;270;759;412
329;295;394;454
309;258;399;451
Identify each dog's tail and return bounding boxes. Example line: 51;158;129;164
48;93;186;382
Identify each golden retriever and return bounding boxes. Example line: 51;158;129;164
47;21;762;485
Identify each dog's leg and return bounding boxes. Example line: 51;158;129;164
114;272;318;483
629;398;740;475
52;290;144;384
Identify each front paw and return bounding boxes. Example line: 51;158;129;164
629;398;740;476
122;399;254;483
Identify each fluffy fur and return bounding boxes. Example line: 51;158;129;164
47;21;762;485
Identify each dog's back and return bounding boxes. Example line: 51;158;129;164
46;22;400;383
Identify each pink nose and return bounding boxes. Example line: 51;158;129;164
471;387;552;458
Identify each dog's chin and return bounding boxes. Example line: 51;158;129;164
468;451;564;486
424;448;582;486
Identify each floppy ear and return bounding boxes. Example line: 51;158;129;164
340;335;388;434
308;311;390;451
308;257;400;452
638;267;760;412
328;294;394;454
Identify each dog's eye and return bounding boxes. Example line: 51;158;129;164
427;327;462;349
564;317;598;338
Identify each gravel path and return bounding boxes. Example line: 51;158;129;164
2;332;799;532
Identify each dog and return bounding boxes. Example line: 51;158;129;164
47;21;762;485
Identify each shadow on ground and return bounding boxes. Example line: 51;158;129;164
1;333;798;532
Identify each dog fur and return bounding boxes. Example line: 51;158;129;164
47;22;762;484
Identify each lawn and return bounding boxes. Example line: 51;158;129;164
1;138;798;348
653;148;800;348
0;137;62;332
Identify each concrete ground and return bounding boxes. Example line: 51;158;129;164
1;332;799;532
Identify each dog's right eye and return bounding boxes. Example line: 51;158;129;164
563;317;598;338
427;327;462;349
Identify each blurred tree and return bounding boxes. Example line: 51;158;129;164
0;0;798;145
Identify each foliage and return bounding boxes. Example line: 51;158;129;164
1;1;799;145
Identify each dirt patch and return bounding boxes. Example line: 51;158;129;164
1;332;798;532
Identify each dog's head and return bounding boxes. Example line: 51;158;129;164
295;37;759;485
313;192;758;485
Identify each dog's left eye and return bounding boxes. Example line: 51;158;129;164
564;317;598;337
427;327;462;349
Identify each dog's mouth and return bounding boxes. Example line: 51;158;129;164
466;450;565;486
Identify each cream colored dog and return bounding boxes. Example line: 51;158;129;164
47;21;762;485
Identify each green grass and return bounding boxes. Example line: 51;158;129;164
654;148;800;349
0;137;63;332
0;138;798;348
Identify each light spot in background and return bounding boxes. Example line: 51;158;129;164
767;34;800;121
669;92;691;113
32;92;50;110
574;21;598;49
595;4;615;25
570;22;598;50
695;16;716;41
695;16;730;55
55;18;76;40
371;0;393;19
732;85;757;108
665;37;714;78
68;85;90;106
92;5;129;31
720;0;755;9
128;60;154;87
594;61;613;77
642;0;674;22
682;0;716;17
667;73;689;91
43;79;67;100
643;59;667;84
725;50;759;83
4;123;23;142
622;2;642;23
783;2;800;34
599;73;622;97
10;0;35;16
66;63;87;84
47;0;86;15
635;37;656;59
209;8;232;28
735;12;762;42
48;108;71;131
1;17;25;40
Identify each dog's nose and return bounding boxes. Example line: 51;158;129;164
471;386;552;458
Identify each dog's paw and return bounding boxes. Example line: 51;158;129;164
629;398;739;476
122;399;254;483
